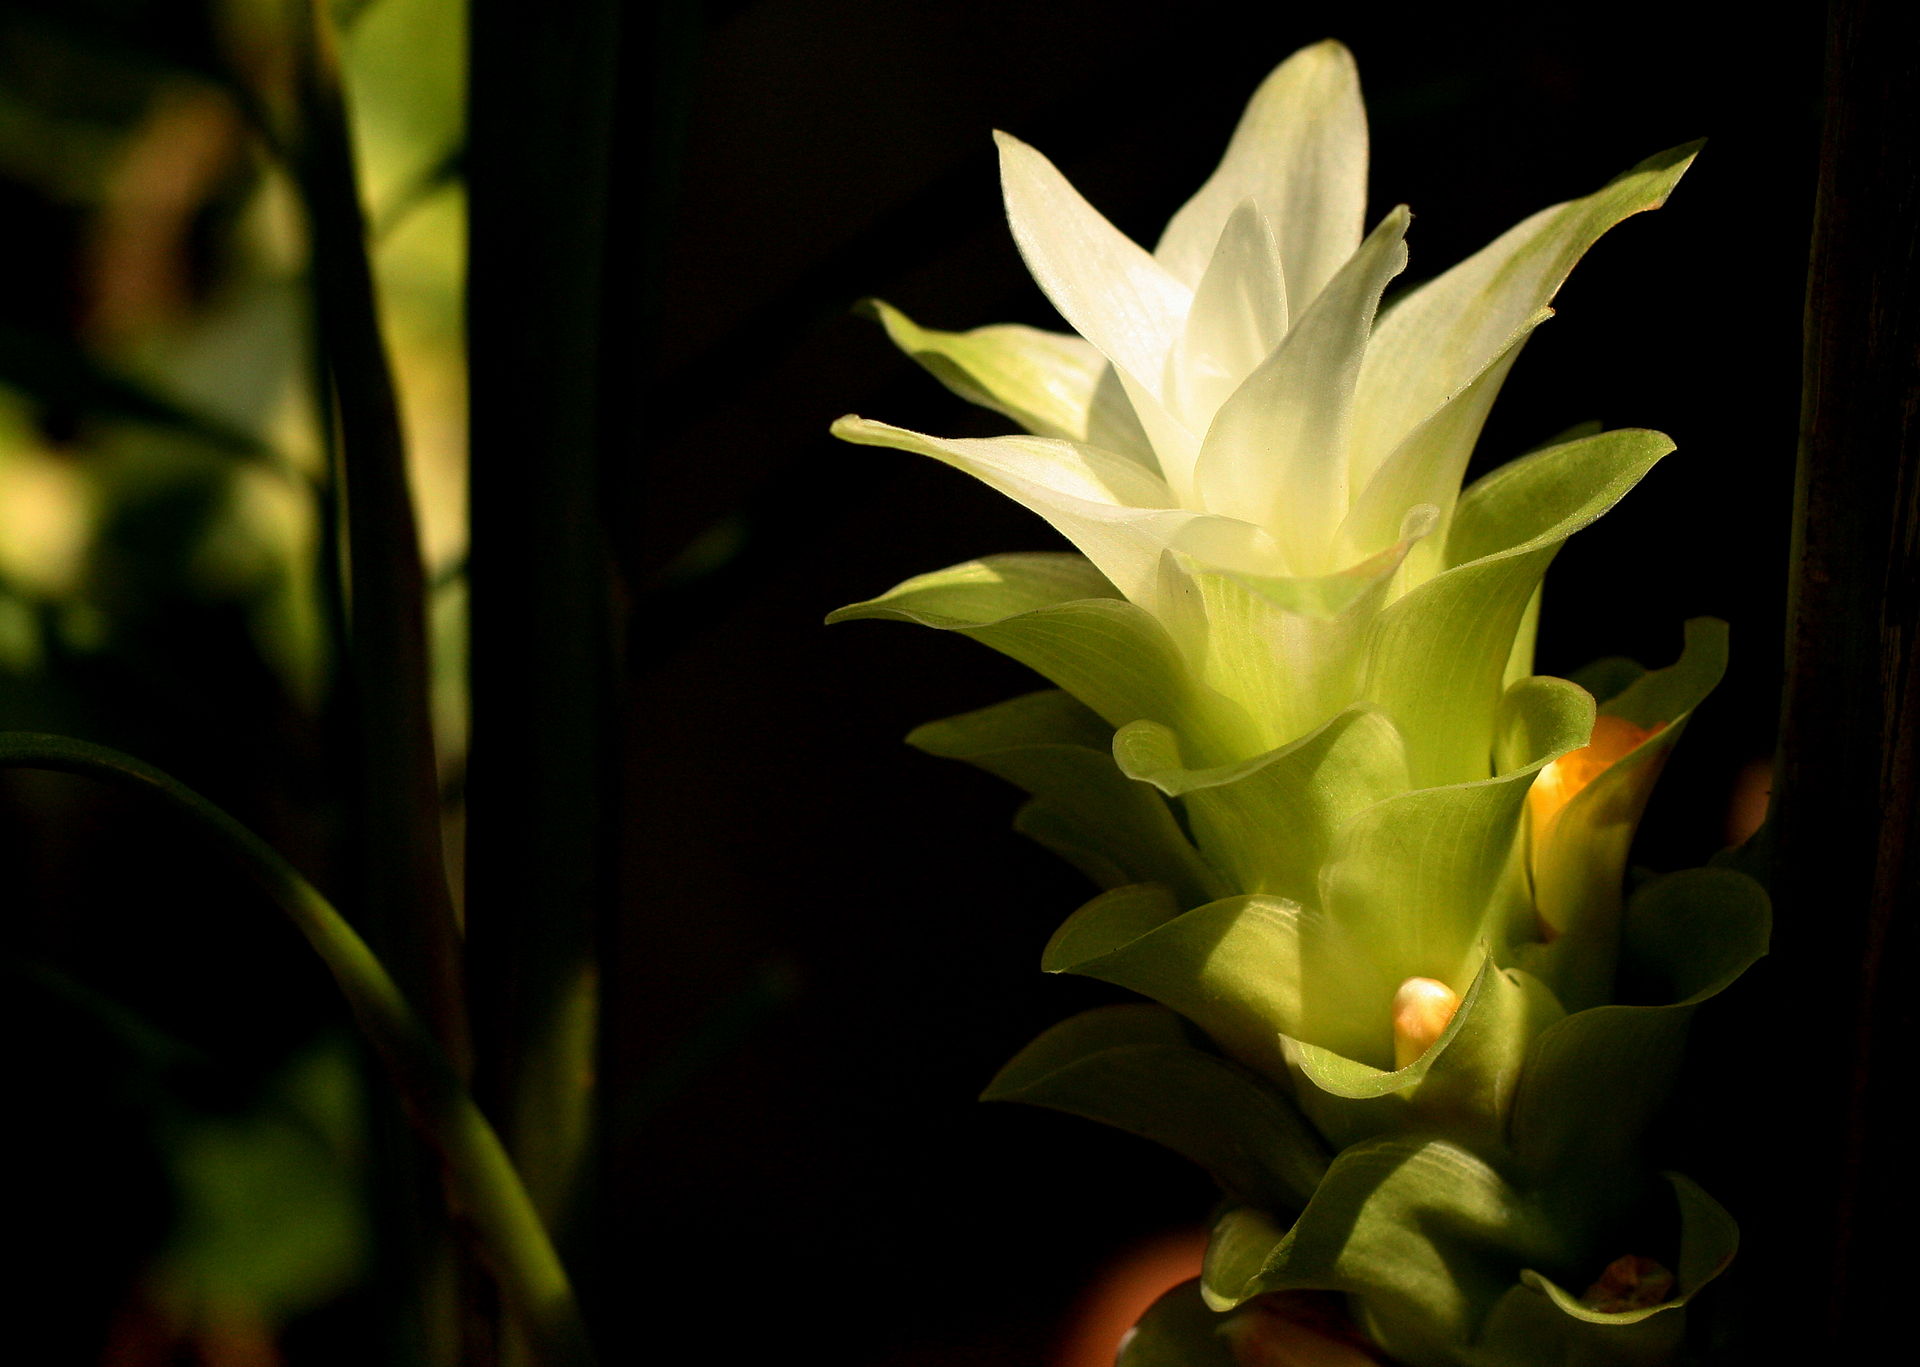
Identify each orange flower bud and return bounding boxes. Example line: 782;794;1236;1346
1528;715;1665;831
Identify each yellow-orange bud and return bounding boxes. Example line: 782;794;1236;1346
1391;977;1461;1070
1528;714;1664;831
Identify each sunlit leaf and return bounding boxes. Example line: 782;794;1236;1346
1480;1174;1738;1367
1200;1137;1562;1339
985;1004;1326;1212
1114;704;1409;906
830;553;1259;753
1365;428;1671;787
1042;886;1356;1082
1510;868;1769;1182
1319;676;1592;988
909;691;1226;905
1286;949;1563;1152
1194;208;1408;567
996;130;1191;391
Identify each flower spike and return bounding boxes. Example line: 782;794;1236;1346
834;39;1762;1367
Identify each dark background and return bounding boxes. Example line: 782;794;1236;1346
2;2;1821;1363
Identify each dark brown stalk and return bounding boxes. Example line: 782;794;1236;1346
1770;0;1920;1352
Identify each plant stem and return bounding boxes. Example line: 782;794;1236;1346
0;733;597;1367
292;0;468;1072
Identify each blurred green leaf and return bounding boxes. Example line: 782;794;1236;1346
0;324;276;462
338;0;463;226
153;1041;368;1319
0;730;594;1366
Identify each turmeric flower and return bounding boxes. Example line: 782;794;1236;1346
837;40;1696;767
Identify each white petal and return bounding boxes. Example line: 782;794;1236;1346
1114;365;1203;507
1337;308;1552;578
834;415;1205;606
1164;199;1289;429
1193;207;1410;573
866;299;1154;464
1155;40;1367;311
1349;144;1699;489
996;131;1193;392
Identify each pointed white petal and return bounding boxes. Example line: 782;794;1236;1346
865;300;1155;464
1350;143;1699;482
1165;199;1290;429
834;415;1210;606
1193;207;1410;572
1156;40;1368;310
996;131;1192;390
1114;365;1203;507
1337;308;1552;579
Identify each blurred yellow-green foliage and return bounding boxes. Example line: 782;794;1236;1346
0;0;464;721
2;0;465;1357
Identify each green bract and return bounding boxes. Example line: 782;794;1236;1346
833;39;1763;1367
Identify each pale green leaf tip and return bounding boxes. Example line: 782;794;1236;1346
824;580;922;626
1614;139;1705;203
859;296;917;337
829;413;873;442
1618;426;1678;459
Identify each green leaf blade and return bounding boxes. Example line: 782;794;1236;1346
984;1004;1327;1212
